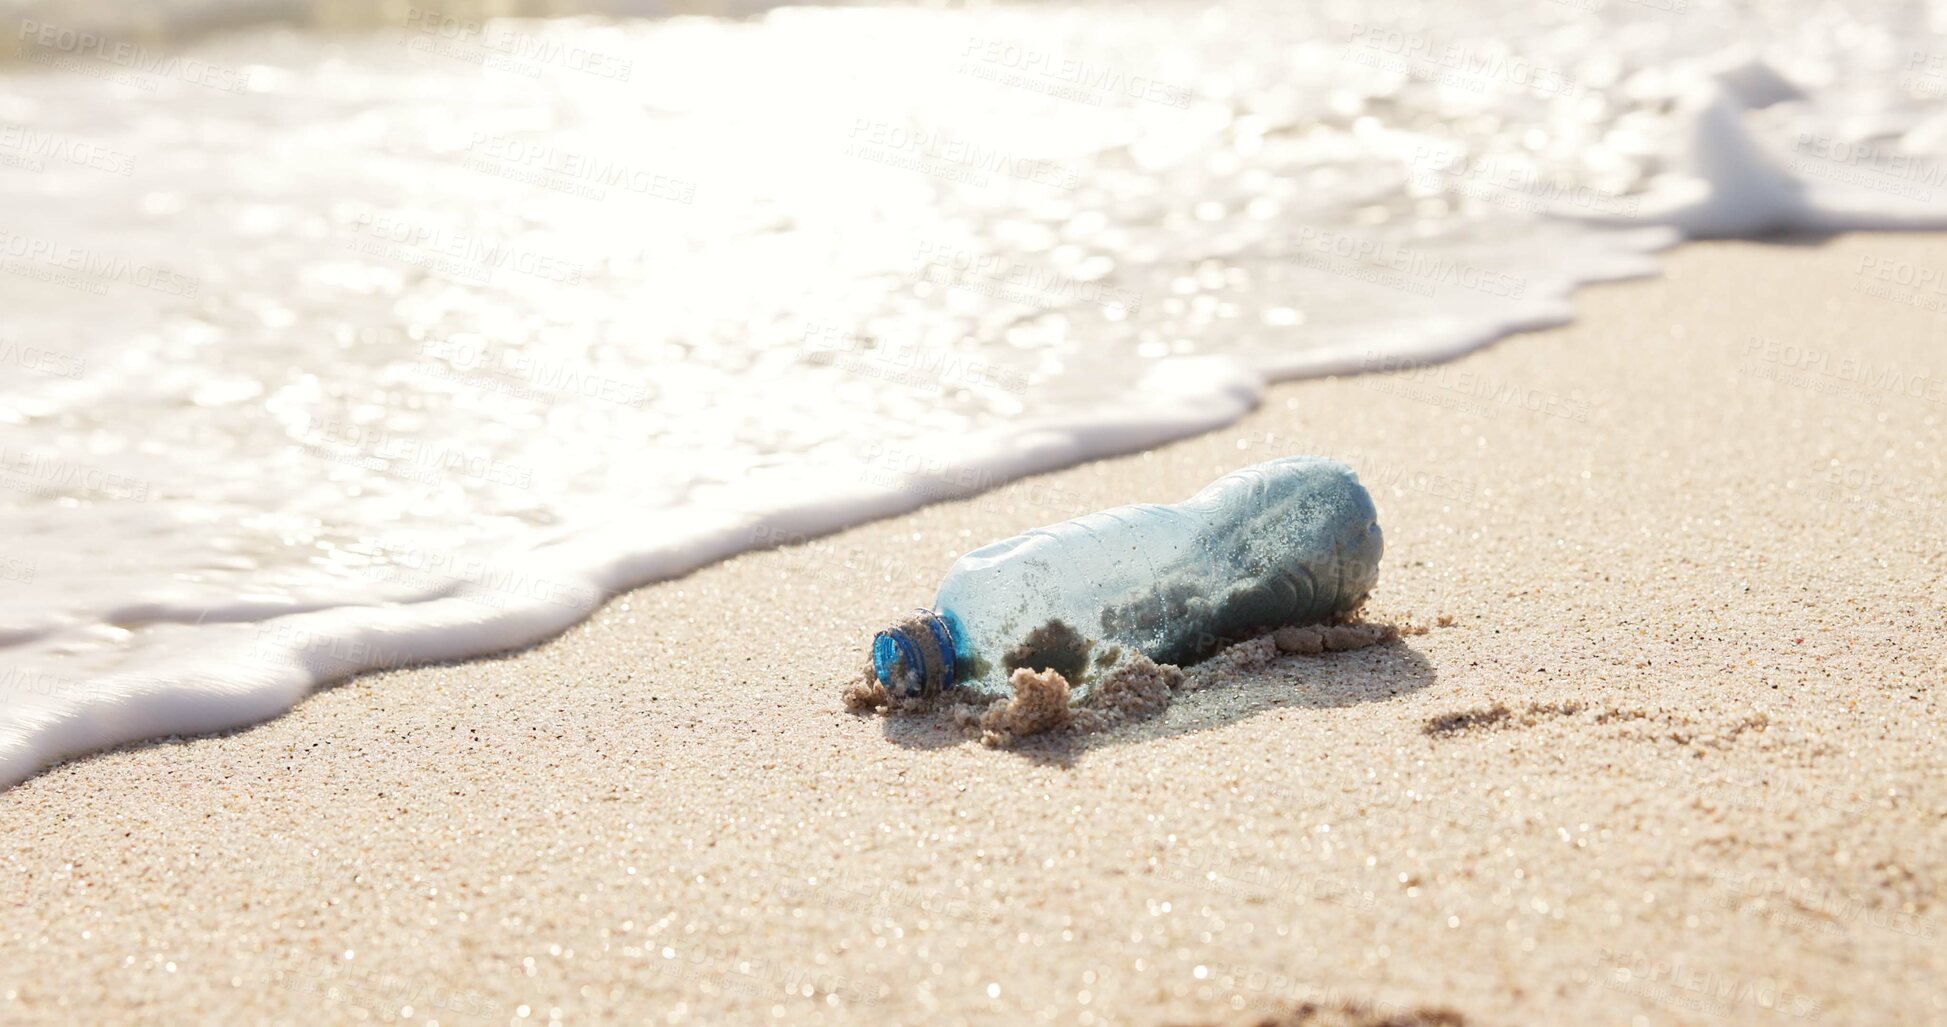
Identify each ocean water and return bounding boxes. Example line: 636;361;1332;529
2;0;1945;787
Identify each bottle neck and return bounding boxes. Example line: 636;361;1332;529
871;609;957;697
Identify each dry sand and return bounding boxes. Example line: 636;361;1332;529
3;234;1944;1026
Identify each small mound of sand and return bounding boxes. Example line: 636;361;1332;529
1272;622;1398;655
979;667;1075;745
846;621;1406;748
1182;635;1281;687
1082;655;1184;722
981;652;1187;744
841;671;889;713
1168;999;1467;1027
1422;699;1589;737
1378;612;1457;637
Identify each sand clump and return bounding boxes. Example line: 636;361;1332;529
1420;700;1596;738
980;619;1396;746
1073;655;1184;727
848;621;1401;747
978;667;1077;745
1272;622;1398;655
1184;634;1281;683
1168;1000;1467;1027
841;671;890;712
1373;612;1454;638
979;653;1187;745
1418;698;1777;752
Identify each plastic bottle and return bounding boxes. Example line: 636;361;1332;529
871;456;1383;698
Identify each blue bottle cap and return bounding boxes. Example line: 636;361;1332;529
871;609;957;698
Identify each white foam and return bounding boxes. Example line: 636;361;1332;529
3;0;1946;787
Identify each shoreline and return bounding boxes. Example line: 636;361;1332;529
3;233;1944;1025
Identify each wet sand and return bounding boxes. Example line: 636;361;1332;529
2;234;1943;1025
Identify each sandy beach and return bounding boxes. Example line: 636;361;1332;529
3;233;1943;1025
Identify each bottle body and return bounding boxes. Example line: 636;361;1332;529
873;456;1382;697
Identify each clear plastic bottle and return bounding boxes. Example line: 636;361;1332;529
871;456;1383;697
